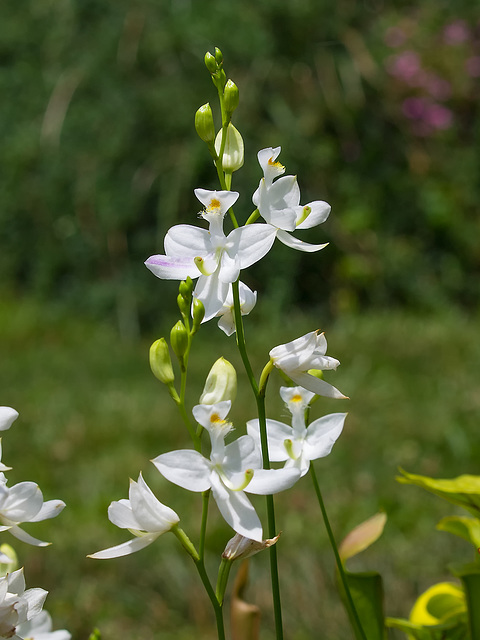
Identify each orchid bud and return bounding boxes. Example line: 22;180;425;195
204;51;217;74
195;103;216;143
0;544;17;577
179;277;193;300
170;321;189;359
192;298;205;333
222;532;280;562
215;124;244;172
149;338;175;385
177;294;188;316
224;79;239;115
199;357;237;405
215;47;223;65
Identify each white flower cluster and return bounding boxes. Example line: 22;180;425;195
0;407;70;640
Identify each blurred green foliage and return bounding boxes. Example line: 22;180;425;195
0;0;479;336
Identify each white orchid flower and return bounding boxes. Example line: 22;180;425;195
247;386;346;477
0;478;65;547
145;189;276;321
216;281;257;336
0;568;48;640
269;331;347;399
88;473;179;559
152;401;299;542
0;408;19;432
252;147;330;252
16;610;71;640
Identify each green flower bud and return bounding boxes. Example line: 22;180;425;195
215;124;244;172
224;79;239;114
179;277;193;300
204;51;217;74
177;293;189;316
170;321;189;359
0;544;17;576
192;298;205;333
219;69;227;88
215;47;223;65
149;338;175;385
199;357;237;405
195;103;216;143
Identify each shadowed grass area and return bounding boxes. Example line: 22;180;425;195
0;293;479;638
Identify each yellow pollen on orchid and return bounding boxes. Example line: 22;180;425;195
268;157;284;170
210;413;225;425
291;394;303;403
207;198;221;212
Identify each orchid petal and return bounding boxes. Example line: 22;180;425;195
1;482;43;521
295;200;331;229
8;525;50;547
130;474;179;532
223;436;260;474
246;468;300;495
164;224;212;256
88;533;160;559
194;273;229;321
290;372;347;399
144;255;200;280
304;413;346;460
246;419;292;461
276;230;328;253
0;408;18;431
28;499;65;522
194;189;239;215
108;499;140;530
192;401;232;429
210;473;262;542
227;224;276;269
152;450;211;492
269;331;318;370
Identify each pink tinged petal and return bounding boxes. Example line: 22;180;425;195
295;201;331;229
88;533;160;559
130;474;179;532
246;468;300;495
0;408;18;431
269;331;318;371
246;419;292;462
152;450;211;492
210;473;263;542
194;188;239;214
304;413;347;460
164;224;212;257
1;482;43;522
227;224;277;269
192;401;232;430
28;499;65;522
8;524;50;547
290;372;348;400
108;499;140;530
223;436;260;474
144;255;200;280
194;273;229;322
276;230;328;253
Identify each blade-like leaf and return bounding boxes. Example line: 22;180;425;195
397;469;480;517
437;516;480;549
339;571;386;640
450;562;480;640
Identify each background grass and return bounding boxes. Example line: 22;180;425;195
1;292;479;638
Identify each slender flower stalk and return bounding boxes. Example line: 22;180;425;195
310;464;367;640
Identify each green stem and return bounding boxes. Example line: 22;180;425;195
231;280;284;640
199;490;210;560
172;526;226;640
310;465;367;640
216;558;233;605
245;208;260;225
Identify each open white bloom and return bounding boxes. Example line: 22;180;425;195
0;477;65;547
0;408;18;432
269;331;347;399
88;473;179;559
145;189;276;321
0;568;47;639
248;386;346;476
16;610;71;640
152;401;299;542
216;281;257;336
252;147;330;252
